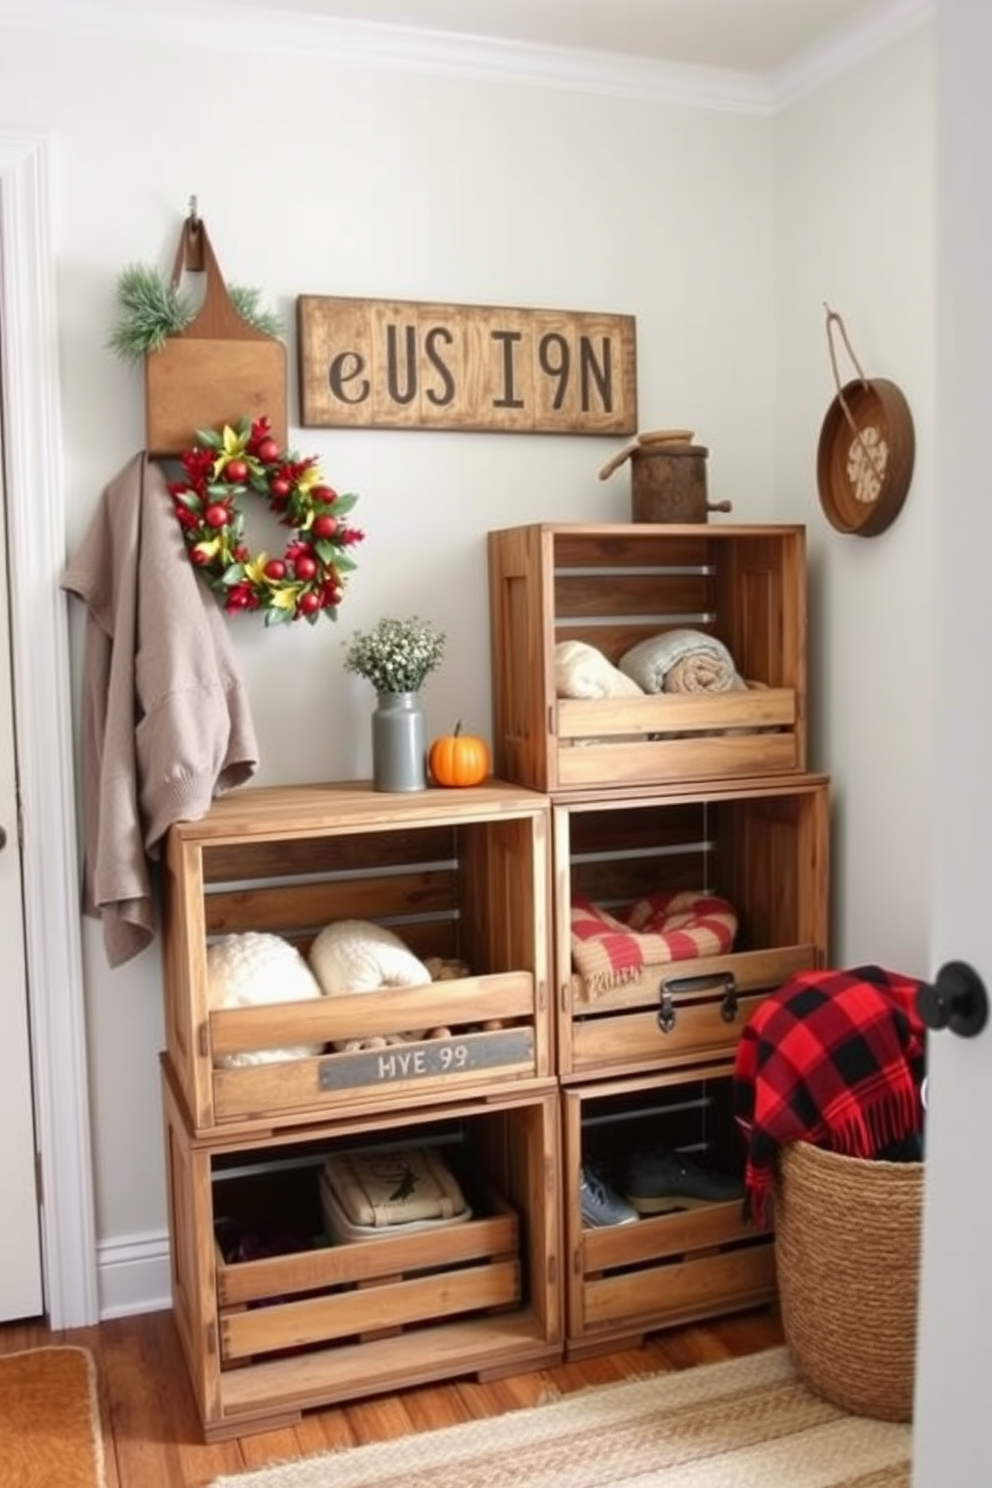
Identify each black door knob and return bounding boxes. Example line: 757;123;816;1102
916;960;989;1039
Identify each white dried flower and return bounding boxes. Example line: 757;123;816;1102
343;615;446;694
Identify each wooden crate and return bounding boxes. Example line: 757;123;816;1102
553;774;829;1081
162;781;553;1132
561;1068;776;1356
163;1064;563;1439
487;522;807;794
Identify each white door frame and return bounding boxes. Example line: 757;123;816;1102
0;132;98;1328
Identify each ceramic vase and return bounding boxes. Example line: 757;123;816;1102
371;690;427;792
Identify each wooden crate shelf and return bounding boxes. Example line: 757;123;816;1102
161;507;826;1431
161;780;553;1131
552;773;830;1081
561;1067;776;1356
163;1063;563;1438
487;522;807;794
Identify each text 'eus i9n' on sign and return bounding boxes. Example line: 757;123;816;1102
297;295;637;436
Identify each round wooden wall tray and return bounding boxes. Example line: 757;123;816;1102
817;377;915;536
816;308;915;537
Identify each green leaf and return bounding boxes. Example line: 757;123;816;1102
331;493;359;517
196;428;224;450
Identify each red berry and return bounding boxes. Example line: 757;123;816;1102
312;514;338;539
191;546;213;565
298;590;321;615
312;485;337;503
225;458;249;483
270;477;292;499
257;439;280;463
263;559;287;580
204;503;229;529
294;555;318;581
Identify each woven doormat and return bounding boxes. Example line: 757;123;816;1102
0;1346;104;1488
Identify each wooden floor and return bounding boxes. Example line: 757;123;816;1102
1;1305;784;1488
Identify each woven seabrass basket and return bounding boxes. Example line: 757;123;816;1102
773;1140;923;1422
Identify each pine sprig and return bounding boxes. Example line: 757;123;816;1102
107;263;284;361
228;284;283;340
107;263;193;359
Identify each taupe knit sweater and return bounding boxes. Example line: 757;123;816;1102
63;453;258;968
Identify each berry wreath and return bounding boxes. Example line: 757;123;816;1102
168;415;365;625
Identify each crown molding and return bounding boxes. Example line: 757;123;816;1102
0;0;770;114
0;0;932;116
770;0;934;110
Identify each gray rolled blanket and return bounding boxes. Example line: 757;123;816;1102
619;627;745;694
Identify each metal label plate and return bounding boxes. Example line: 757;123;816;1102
318;1028;534;1091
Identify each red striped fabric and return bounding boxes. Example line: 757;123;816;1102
570;890;738;995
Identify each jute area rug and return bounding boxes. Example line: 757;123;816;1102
0;1345;104;1488
210;1346;911;1488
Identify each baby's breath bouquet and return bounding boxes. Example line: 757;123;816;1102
344;615;446;695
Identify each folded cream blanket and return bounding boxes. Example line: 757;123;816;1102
207;931;326;1068
619;628;745;694
309;919;451;1052
555;639;645;699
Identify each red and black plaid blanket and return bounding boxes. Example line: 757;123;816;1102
732;964;926;1226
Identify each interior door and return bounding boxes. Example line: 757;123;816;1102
913;3;992;1480
0;329;44;1320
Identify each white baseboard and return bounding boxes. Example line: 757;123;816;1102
97;1230;172;1320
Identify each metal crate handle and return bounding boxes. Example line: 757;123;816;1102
657;972;738;1034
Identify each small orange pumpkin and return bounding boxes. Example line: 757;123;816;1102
428;722;491;788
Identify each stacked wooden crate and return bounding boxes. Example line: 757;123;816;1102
487;522;829;1355
160;781;562;1439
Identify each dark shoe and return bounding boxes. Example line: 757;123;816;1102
624;1147;743;1214
579;1165;640;1227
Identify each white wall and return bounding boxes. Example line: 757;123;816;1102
1;13;780;1296
775;22;934;972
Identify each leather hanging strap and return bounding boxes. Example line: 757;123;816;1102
169;211;271;343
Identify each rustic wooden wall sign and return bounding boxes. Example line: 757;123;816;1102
297;295;637;435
